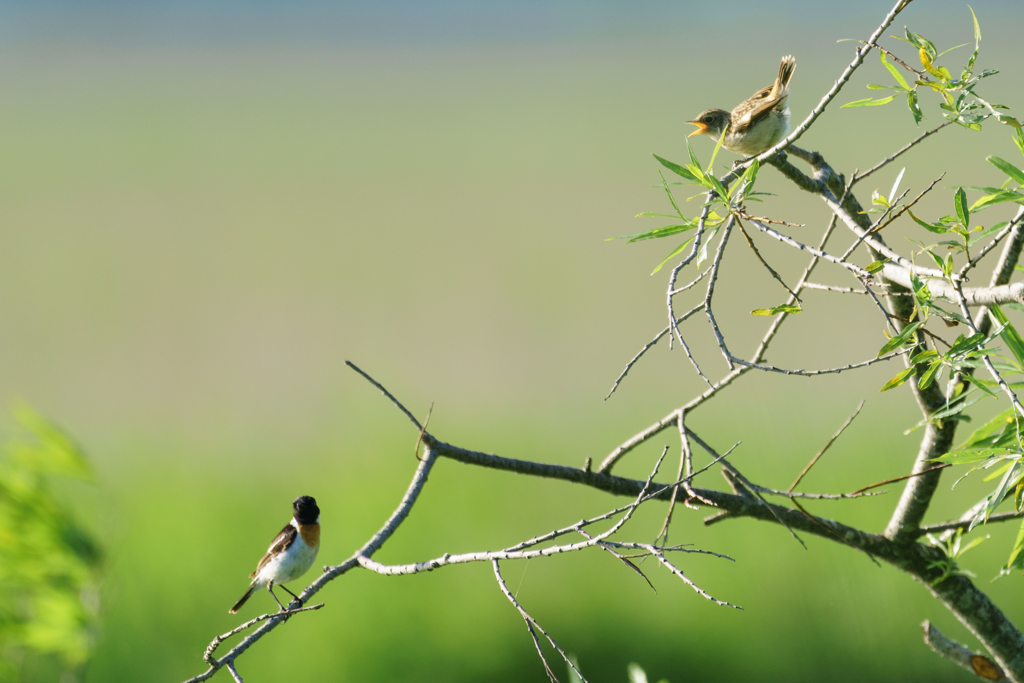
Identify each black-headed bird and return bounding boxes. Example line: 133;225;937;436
229;495;320;614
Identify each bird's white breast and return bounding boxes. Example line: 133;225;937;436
725;108;790;156
256;532;319;586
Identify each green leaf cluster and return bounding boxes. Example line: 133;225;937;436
925;529;987;585
929;309;1024;574
968;132;1024;212
844;9;1020;131
0;405;101;679
879;325;993;393
611;138;764;275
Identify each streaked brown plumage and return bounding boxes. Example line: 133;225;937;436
687;55;796;156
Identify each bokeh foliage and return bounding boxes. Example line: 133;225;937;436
0;406;100;680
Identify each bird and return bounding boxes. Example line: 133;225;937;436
229;495;321;614
686;55;796;156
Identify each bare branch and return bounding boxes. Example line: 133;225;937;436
648;547;742;609
598;409;680;474
923;620;1009;682
746;217;871;277
668;266;712;296
578;530;657;594
186;445;441;682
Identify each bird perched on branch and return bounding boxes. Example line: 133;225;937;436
229;495;321;614
687;55;796;156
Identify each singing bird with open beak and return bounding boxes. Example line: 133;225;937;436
687;55;796;156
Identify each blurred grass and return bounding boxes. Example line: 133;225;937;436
0;1;1023;681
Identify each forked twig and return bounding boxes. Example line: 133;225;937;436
493;560;587;683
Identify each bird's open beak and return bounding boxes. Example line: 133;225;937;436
686;121;707;138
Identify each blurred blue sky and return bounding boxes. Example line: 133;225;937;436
3;0;1017;49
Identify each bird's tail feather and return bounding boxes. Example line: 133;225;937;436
774;55;796;98
229;584;258;614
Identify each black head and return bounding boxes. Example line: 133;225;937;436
293;495;320;525
687;109;730;139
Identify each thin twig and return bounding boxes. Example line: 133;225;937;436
648;547;742;609
203;605;324;665
869;174;944;236
668;266;713;295
704;217;737;369
728;350;905;377
345;360;423;431
748;218;872;277
657;425;687;547
916;510;1024;537
750;485;886;501
605;304;703;401
578;529;657;593
752;196;847;362
789;401;865;491
951;281;1024;419
801;282;912;296
854;121;954;183
736;219;802;301
734;209;804;228
493;560;581;683
849;463;950;495
686;429;807;549
414;402;434;461
857;40;924;75
958;207;1024;278
842;174;944;260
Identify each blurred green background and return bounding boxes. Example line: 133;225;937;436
2;0;1024;680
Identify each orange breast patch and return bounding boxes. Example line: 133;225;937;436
299;523;320;548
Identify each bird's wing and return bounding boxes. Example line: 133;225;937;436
732;85;778;135
249;524;298;579
734;56;795;135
